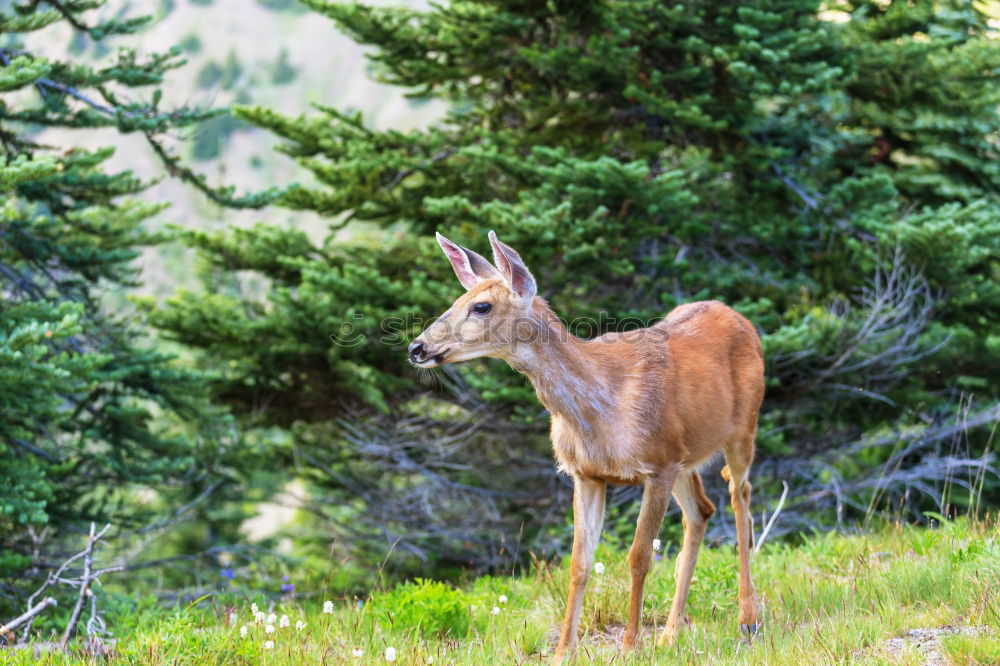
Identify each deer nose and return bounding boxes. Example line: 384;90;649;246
408;341;425;362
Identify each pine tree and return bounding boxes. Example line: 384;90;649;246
150;0;1000;578
0;0;269;605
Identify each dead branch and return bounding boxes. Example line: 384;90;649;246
19;523;112;643
297;402;560;570
725;400;1000;542
1;597;57;635
60;522;110;646
770;246;941;408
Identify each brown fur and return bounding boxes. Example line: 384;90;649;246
414;234;765;662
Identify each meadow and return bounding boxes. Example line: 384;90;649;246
4;1;1000;664
7;517;998;665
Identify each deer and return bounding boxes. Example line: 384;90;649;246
408;230;765;662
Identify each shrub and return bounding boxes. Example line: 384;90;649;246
375;578;470;637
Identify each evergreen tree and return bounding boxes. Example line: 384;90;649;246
149;0;1000;579
0;0;271;608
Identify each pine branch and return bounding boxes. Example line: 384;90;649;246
382;146;460;189
1;46;276;208
143;132;280;209
40;0;90;33
36;77;117;116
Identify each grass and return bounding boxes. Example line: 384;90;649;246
6;517;999;665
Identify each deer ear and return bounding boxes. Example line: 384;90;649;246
436;232;501;290
488;230;537;304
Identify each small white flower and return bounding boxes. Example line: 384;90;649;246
251;603;259;615
385;646;397;662
264;640;274;650
491;605;501;615
265;624;275;634
229;611;237;625
652;538;662;552
594;562;605;575
352;648;364;657
254;610;264;624
427;658;434;664
279;615;289;628
239;625;248;638
266;613;277;624
295;620;306;631
498;594;508;604
323;600;334;614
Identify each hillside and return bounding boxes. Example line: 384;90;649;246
7;519;999;665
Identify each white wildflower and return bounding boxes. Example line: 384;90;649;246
498;594;508;604
491;605;501;616
279;615;289;628
353;648;364;657
239;625;248;638
652;538;662;552
264;640;274;650
323;600;334;614
251;603;259;615
594;562;605;575
427;657;434;664
295;620;306;631
265;624;275;634
228;611;237;625
266;612;277;624
385;646;397;662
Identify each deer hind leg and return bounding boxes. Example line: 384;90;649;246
622;465;677;652
553;476;606;664
659;469;715;646
721;437;760;638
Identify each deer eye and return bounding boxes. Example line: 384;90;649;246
472;302;492;315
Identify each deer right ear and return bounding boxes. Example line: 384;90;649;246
436;232;501;290
488;230;537;305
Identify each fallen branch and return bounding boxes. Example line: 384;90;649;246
754;480;789;558
19;523;113;643
1;597;57;634
60;523;103;646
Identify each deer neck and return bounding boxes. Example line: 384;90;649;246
502;300;614;433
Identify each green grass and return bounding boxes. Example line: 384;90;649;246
943;632;1000;665
6;518;999;665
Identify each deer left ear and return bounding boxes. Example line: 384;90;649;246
437;231;501;290
488;230;537;305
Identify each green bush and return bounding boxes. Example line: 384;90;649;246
374;578;470;637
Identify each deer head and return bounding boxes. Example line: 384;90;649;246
408;231;537;367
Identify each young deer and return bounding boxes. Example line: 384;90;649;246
409;231;764;662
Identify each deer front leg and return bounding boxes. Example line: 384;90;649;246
659;469;715;646
622;465;677;651
553;476;606;664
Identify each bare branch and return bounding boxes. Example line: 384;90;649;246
60;522;107;645
753;480;788;558
771;245;941;407
1;597;57;634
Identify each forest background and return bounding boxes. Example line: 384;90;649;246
1;0;999;639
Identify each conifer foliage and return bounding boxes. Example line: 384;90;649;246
0;1;246;588
150;1;999;574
